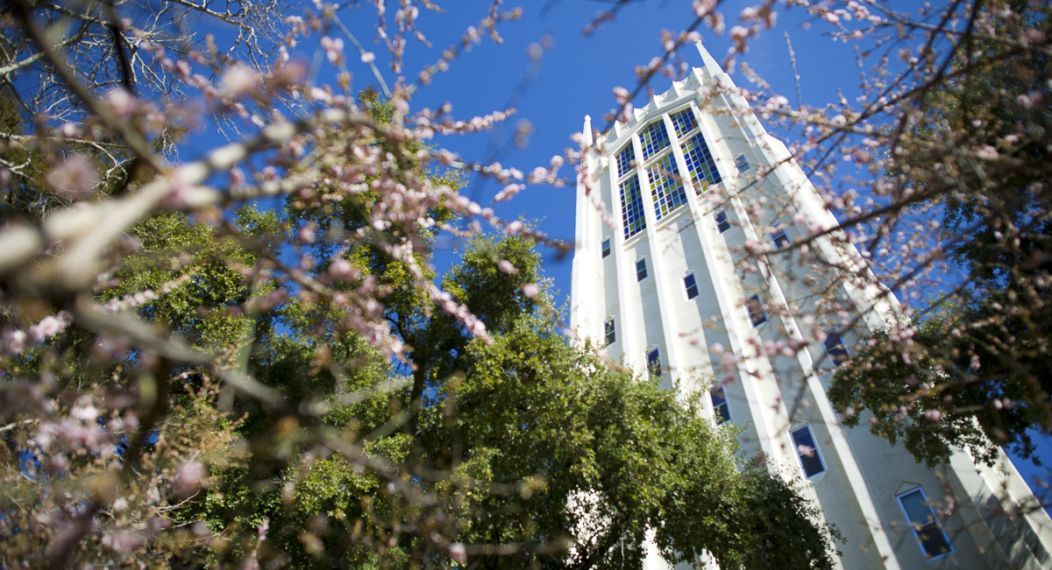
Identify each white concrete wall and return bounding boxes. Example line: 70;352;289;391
568;42;1052;569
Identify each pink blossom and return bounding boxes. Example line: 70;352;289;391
29;314;69;342
522;283;539;298
174;459;206;495
105;88;137;117
220;64;258;98
1;328;27;354
497;260;517;274
46;154;99;199
449;543;468;564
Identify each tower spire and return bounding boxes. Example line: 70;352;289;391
694;39;729;81
581;114;593;146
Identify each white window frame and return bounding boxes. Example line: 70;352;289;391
790;424;827;479
896;487;955;561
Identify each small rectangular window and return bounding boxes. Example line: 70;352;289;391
636;258;648;281
683;273;699;300
735;154;750;173
898;488;954;559
772;229;790;249
747;295;767;326
715;211;731;233
710;386;730;424
647;347;662;377
604;318;616;346
824;332;849;365
602;239;612;258
791;425;826;478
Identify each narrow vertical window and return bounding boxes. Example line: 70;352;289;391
747;295;767;326
824;332;849;365
604;318;616;346
735;154;750;173
791;425;826;478
620;176;647;239
616;145;636;178
710;386;731;424
647;347;662;377
898;488;954;559
636;258;648;281
639;121;671;160
715;211;731;233
772;229;790;249
683;273;699;300
602;239;611;258
670;108;698;137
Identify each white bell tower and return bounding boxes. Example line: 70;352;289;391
569;41;1052;569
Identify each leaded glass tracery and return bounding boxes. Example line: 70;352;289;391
682;133;722;191
670;108;698;136
647;153;688;220
639;120;670;160
619;176;647;239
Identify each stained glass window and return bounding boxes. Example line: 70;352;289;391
619;176;647;239
682;133;722;192
639;121;670;160
616;145;636;178
670;109;698;136
647;153;688;221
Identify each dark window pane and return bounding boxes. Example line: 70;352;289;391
716;211;730;233
899;489;953;559
791;426;825;477
735;154;750;173
824;332;849;365
647;348;662;377
602;239;611;258
604;318;616;346
772;230;790;249
747;295;767;326
684;274;699;300
711;386;730;424
636;259;647;280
